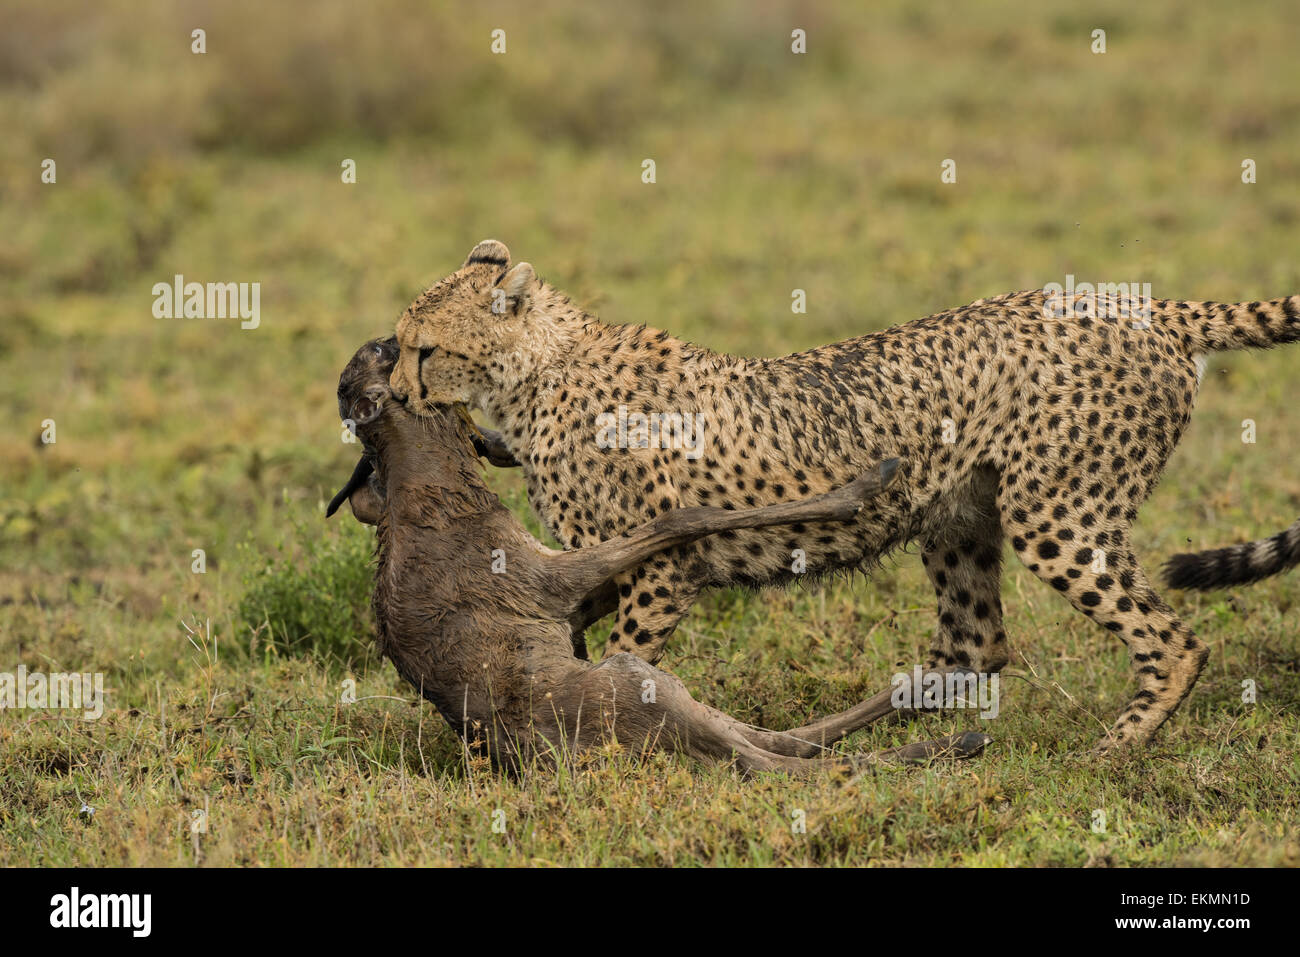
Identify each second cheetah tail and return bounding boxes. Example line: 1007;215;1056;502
1162;518;1300;590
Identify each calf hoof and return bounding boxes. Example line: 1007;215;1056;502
948;730;994;758
882;730;993;764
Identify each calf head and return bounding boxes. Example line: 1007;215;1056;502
338;336;400;438
326;337;400;518
326;336;490;520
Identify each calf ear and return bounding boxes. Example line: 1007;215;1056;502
350;384;389;425
464;239;510;269
495;262;535;315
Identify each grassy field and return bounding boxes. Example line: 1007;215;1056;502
1;0;1298;866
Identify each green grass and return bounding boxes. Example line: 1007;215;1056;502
1;0;1298;866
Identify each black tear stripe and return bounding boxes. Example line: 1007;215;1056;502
418;345;435;400
326;456;375;517
416;343;431;400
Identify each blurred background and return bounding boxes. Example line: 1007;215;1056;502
1;0;1298;865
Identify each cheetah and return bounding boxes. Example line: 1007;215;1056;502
388;239;1300;750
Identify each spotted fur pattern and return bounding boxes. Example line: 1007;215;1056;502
390;239;1300;749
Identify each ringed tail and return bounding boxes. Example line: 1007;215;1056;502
1163;518;1300;590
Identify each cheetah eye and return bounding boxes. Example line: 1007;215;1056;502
419;346;437;365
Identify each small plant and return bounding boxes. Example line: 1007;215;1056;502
236;503;375;667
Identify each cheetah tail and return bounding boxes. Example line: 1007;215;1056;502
1174;295;1300;352
1162;518;1300;590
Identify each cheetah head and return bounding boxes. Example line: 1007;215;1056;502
390;239;538;413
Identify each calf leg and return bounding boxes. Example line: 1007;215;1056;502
327;455;382;522
562;653;989;774
542;462;900;629
731;517;1008;755
565;579;619;660
733;665;989;756
757;533;1009;750
758;477;1009;748
471;425;521;468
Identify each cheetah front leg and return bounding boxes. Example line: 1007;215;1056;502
603;555;703;664
920;537;1010;676
920;470;1011;676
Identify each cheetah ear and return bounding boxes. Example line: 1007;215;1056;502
495;262;535;316
464;239;511;269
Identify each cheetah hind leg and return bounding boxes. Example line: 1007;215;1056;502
733;518;1008;757
824;476;1011;744
920;533;1010;676
1003;509;1210;750
1090;551;1209;752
